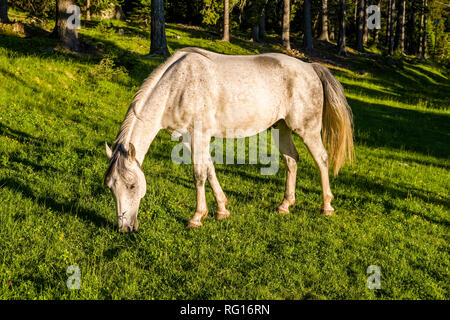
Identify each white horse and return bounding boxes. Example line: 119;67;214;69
104;47;354;232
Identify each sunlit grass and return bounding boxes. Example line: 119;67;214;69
0;16;449;300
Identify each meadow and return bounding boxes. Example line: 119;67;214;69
0;12;449;299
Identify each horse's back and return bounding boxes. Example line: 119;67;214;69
159;48;323;136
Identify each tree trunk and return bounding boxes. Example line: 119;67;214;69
373;0;381;44
252;25;260;42
0;0;10;23
338;0;346;55
259;2;267;41
363;0;368;45
150;0;169;56
50;1;59;38
222;0;230;42
386;0;392;46
282;0;291;50
421;0;427;58
356;0;365;52
253;0;268;42
303;0;313;52
55;0;80;51
238;1;244;25
318;0;329;41
394;0;405;53
114;5;126;20
86;0;90;20
407;2;417;55
329;23;335;41
388;0;396;55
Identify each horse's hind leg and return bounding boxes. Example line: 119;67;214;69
299;131;334;215
274;121;299;214
206;160;230;220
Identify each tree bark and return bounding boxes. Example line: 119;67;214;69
388;0;396;55
420;0;427;58
86;0;90;20
282;0;291;50
373;0;381;44
394;0;405;53
259;2;267;41
356;0;365;52
363;0;368;45
386;0;392;46
329;23;335;41
252;25;260;42
222;0;230;42
252;0;268;42
55;0;80;51
407;2;417;55
338;0;347;55
303;0;313;52
150;0;170;56
318;0;329;41
0;0;10;23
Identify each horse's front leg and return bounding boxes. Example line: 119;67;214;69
187;133;210;228
187;163;209;228
274;121;299;214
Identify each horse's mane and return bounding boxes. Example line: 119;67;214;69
113;48;198;148
104;143;137;184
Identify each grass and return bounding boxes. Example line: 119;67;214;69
0;14;449;299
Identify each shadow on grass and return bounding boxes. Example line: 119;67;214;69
349;97;450;159
0;177;112;229
0;122;66;147
337;172;449;227
8;153;58;173
0;32;98;64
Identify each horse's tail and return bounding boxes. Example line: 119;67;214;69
312;63;354;176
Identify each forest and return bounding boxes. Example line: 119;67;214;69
0;0;448;300
1;0;449;60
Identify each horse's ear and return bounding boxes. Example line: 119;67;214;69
105;142;112;159
128;143;136;161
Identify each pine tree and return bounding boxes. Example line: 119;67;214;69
303;0;313;51
150;0;170;56
338;0;347;55
222;0;230;42
318;0;329;41
282;0;291;50
0;0;10;23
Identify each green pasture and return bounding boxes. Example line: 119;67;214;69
0;15;449;299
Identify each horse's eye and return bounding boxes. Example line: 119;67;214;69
130;184;136;190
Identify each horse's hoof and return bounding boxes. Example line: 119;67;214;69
322;209;334;216
187;220;203;228
277;205;290;214
216;209;230;220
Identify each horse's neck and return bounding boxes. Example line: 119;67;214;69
120;112;161;165
119;52;179;164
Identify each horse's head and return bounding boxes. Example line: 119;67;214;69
104;142;146;232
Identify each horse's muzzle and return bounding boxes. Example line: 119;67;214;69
118;214;139;232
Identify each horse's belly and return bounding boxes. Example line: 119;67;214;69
211;103;280;136
210;81;286;136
